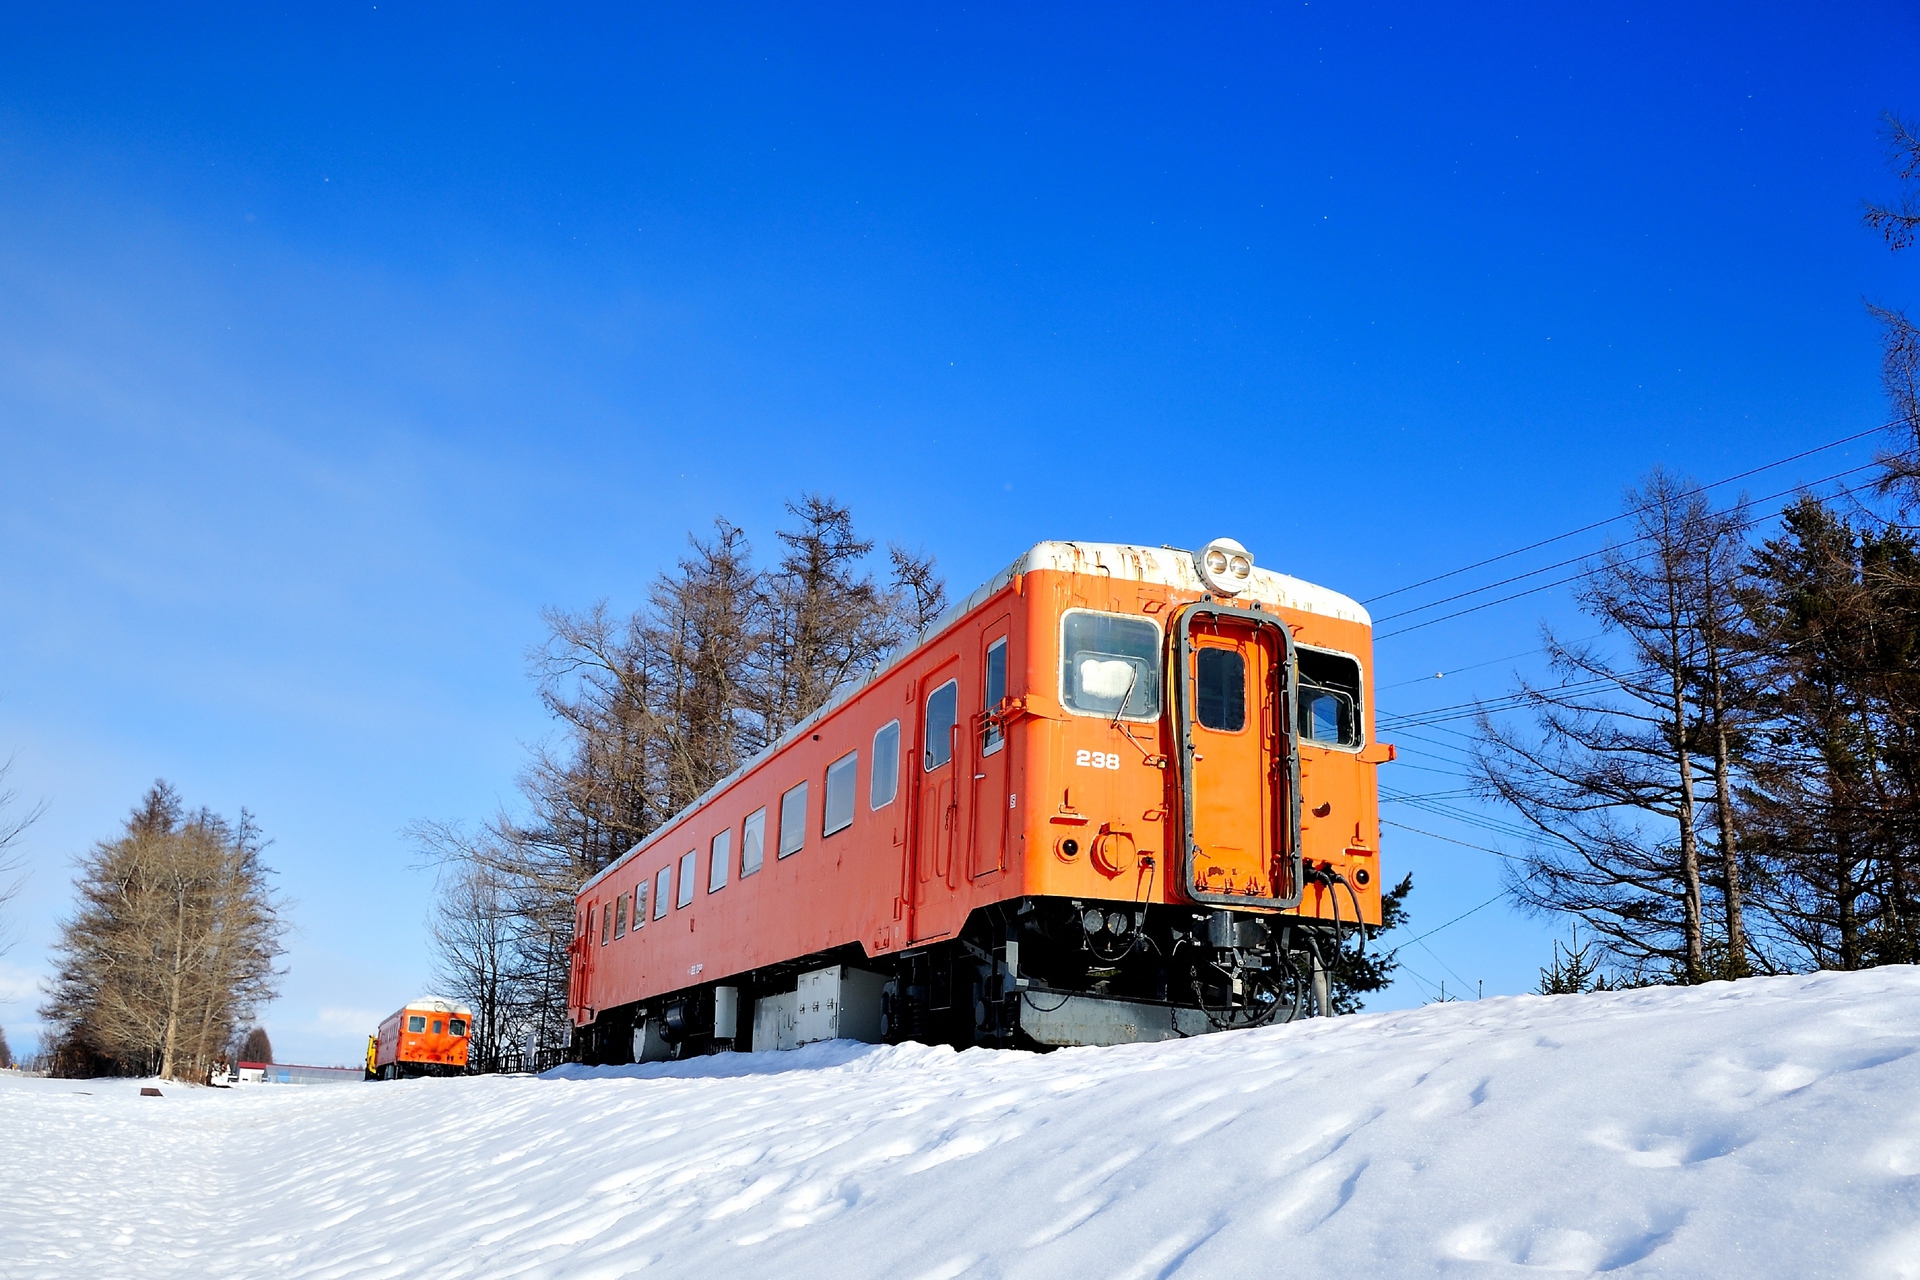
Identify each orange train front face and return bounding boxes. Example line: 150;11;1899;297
572;540;1386;1058
370;998;473;1078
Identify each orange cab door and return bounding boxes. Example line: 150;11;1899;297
908;664;964;942
1174;605;1301;908
969;623;1011;880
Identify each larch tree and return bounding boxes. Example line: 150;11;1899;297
1474;471;1753;982
41;783;284;1081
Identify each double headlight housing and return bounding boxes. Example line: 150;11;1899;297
1195;538;1255;596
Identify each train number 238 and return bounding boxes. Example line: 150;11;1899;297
1075;750;1122;770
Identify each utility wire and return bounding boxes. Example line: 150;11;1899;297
1375;462;1879;631
1376;472;1882;641
1381;818;1526;861
1384;889;1511;956
1362;422;1893;606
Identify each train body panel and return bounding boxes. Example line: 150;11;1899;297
571;540;1387;1055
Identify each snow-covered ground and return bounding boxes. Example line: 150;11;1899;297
4;970;1918;1279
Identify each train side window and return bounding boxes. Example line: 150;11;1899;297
709;829;731;893
654;866;671;920
1061;611;1160;721
779;782;808;858
1196;647;1247;732
871;720;900;809
1296;647;1364;748
634;881;648;926
407;1015;426;1033
601;902;612;945
433;1020;444;1035
824;751;857;836
677;851;697;907
449;1018;467;1036
924;679;958;770
742;808;766;876
982;638;1008;754
614;893;627;939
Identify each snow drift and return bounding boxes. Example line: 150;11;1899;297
5;969;1919;1278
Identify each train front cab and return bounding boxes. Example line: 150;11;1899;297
369;999;474;1079
995;573;1384;1048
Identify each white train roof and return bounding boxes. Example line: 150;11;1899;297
401;997;474;1016
581;540;1364;893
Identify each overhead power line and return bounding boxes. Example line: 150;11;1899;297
1362;421;1893;607
1374;470;1883;641
1375;461;1879;630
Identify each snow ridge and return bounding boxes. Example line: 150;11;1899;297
4;969;1919;1278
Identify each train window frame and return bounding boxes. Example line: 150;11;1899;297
407;1015;426;1033
1294;644;1366;753
924;678;959;771
741;807;767;876
871;720;901;809
709;828;731;893
633;881;648;927
613;892;628;939
778;782;808;858
676;851;697;908
1059;609;1162;723
824;750;858;837
601;901;612;945
1195;645;1249;733
449;1018;467;1036
982;637;1008;755
654;866;671;920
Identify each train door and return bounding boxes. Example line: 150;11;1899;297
969;624;1011;880
908;664;965;942
570;902;593;1022
1174;605;1302;908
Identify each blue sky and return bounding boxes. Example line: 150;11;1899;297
1;3;1914;1064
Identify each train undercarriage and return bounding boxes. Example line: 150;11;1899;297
575;896;1352;1066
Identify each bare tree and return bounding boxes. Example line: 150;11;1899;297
1867;114;1920;500
889;543;950;635
415;497;944;1066
0;759;46;955
424;851;521;1072
41;783;285;1081
1476;472;1750;982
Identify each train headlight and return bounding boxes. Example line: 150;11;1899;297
1106;910;1130;935
1082;906;1108;934
1195;538;1254;596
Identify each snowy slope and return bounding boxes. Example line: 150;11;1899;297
4;969;1919;1279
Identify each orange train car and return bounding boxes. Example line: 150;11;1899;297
366;997;473;1079
571;538;1390;1061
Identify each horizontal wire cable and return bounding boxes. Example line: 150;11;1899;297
1362;422;1894;606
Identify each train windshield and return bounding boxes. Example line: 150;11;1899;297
1061;611;1160;721
449;1018;468;1036
1296;647;1363;748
